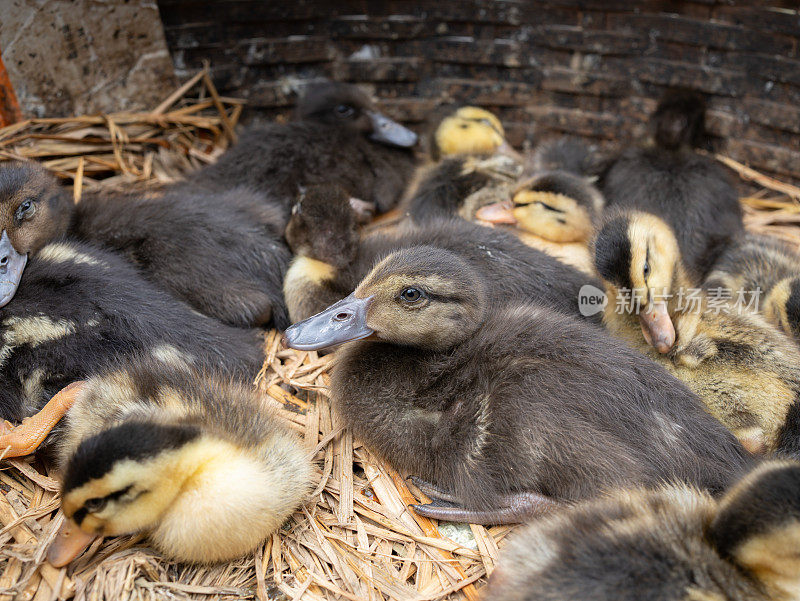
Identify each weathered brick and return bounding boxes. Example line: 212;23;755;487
607;13;795;56
333;57;422;82
541;66;632;96
714;6;800;38
330;15;430;40
532;26;648;56
237;37;333;66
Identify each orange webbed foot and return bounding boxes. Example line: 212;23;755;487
0;381;86;458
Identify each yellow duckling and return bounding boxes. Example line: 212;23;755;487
594;209;800;456
0;359;312;565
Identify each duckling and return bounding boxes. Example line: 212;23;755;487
475;137;605;244
283;185;603;324
0;358;311;565
594;209;800;456
600;90;743;281
0;237;263;423
487;459;800;601
191;81;418;214
403;106;526;223
2;162;292;328
705;233;800;342
283;246;751;524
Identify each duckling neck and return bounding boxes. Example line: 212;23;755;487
283;256;342;322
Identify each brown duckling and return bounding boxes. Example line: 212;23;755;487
594;210;800;456
487;460;800;601
283;185;603;324
475;137;605;244
0;236;263;424
705;233;800;342
191;81;418;215
0;358;311;565
599;90;743;281
283;246;751;524
73;182;292;328
2;162;292;328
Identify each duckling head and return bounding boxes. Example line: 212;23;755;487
764;275;800;341
433;106;522;162
651;89;708;151
296;81;417;148
284;246;487;352
594;211;684;353
56;420;199;539
284;185;361;268
475;171;602;243
708;460;800;600
0;163;72;307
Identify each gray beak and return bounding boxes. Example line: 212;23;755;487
282;293;374;351
0;231;27;308
367;111;418;148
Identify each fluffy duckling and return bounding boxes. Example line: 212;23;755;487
487;460;800;601
0;358;311;565
191;81;418;214
600;90;743;281
705;233;800;341
0;238;263;423
404;106;526;222
1;162;292;328
594;210;800;456
283;185;602;324
74;182;292;328
283;246;751;524
475;137;605;244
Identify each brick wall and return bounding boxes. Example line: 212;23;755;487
157;1;800;181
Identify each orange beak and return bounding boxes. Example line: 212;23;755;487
475;201;517;225
639;301;676;353
47;519;98;567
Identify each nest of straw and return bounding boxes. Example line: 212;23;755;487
0;73;799;601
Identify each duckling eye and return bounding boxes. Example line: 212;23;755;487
643;261;651;278
335;104;355;118
83;497;107;513
15;199;35;222
400;287;424;303
459;123;469;129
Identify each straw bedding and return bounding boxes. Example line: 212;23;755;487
0;72;798;601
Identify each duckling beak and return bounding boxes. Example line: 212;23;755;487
47;518;98;567
639;301;676;353
282;293;374;351
475;201;517;225
0;230;27;308
367;111;418;148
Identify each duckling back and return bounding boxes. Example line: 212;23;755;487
74;184;292;328
0;240;263;422
56;358;311;564
189;82;417;214
600;92;743;281
487;460;800;601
